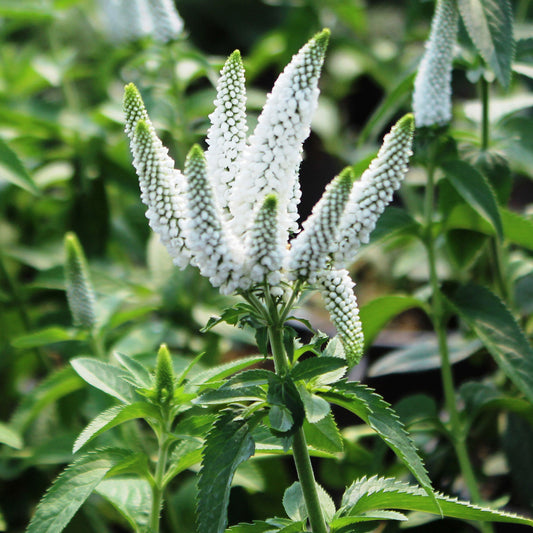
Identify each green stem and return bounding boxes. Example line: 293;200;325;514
150;414;172;533
424;157;493;533
480;77;490;152
267;323;327;533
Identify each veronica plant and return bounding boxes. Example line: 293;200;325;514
120;29;533;533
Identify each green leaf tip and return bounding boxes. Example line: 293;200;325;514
155;344;174;405
396;113;415;133
187;144;206;161
313;28;330;50
228;49;243;65
338;167;355;186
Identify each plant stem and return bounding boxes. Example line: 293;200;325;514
150;414;172;533
480;77;490;152
268;322;327;533
424;156;494;533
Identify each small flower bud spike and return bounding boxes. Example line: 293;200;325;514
412;0;458;128
288;167;354;282
64;233;97;330
155;344;175;405
335;114;414;268
317;268;364;368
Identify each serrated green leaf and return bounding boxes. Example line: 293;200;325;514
113;352;152;389
283;481;335;523
73;402;161;453
0;138;39;194
330;510;407;531
368;336;482;377
446;283;533;404
95;478;151;531
165;439;204;483
338;475;533;526
299;386;330;423
446;229;489;269
359;295;427;351
191;356;265;388
198;385;267;405
291;357;346;383
368;207;420;243
458;0;514;87
26;448;135;533
197;410;256;533
303;413;343;454
0;422;22;449
10;367;84;432
71;357;136;404
225;521;275;532
12;327;82;348
322;382;437;511
442;160;503;239
267;375;305;437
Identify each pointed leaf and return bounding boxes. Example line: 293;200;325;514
442;160;503;239
446;283;533;404
339;476;533;526
73;402;161;453
303;413;343;454
113;352;152;389
322;382;437;511
458;0;514;87
299;386;330;423
71;357;136;404
12;327;82;349
291;357;346;383
165;439;204;482
0;138;39;194
197;410;256;533
225;521;275;533
0;422;22;450
95;478;151;531
191;356;265;387
26;448;136;533
283;481;336;523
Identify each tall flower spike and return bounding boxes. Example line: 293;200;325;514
124;84;190;267
247;194;285;293
64;233;97;330
205;50;247;219
317;268;364;368
288;167;354;283
229;29;330;240
412;0;458;128
146;0;183;42
335;114;414;268
183;145;246;294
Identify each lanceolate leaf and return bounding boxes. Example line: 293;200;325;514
71;357;136;404
26;448;136;533
290;357;347;382
73;402;161;453
457;0;514;87
0;422;22;449
322;381;437;511
197;410;257;533
441;160;503;240
95;478;151;532
0;138;39;194
336;476;533;527
303;413;344;454
114;352;153;389
446;283;533;404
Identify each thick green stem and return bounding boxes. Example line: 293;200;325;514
424;158;494;533
480;77;490;152
150;415;172;533
268;323;327;533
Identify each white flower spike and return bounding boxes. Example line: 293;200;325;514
125;30;415;367
412;0;458;128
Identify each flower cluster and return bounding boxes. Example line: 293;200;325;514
98;0;183;44
125;30;414;364
412;0;458;127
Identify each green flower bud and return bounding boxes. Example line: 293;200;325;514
155;344;174;405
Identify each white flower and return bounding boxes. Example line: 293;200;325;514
97;0;183;44
412;0;458;127
317;268;364;367
334;114;414;268
287;168;354;282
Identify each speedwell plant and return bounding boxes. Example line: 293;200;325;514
25;29;533;533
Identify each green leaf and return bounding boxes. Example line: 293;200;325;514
359;295;427;350
165;439;204;482
113;351;153;389
26;448;136;533
0;0;53;19
225;521;276;533
501;208;533;251
267;375;305;437
283;482;336;523
73;402;161;453
10;367;84;432
446;283;533;404
441;160;503;239
368;207;420;243
0;138;39;194
191;356;265;387
446;229;488;269
299;386;330;423
71;357;136;404
368;336;482;377
457;0;514;87
291;357;347;383
95;478;151;532
12;327;82;348
322;382;437;511
198;384;267;405
0;422;22;449
197;410;256;533
303;413;344;454
338;476;533;526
